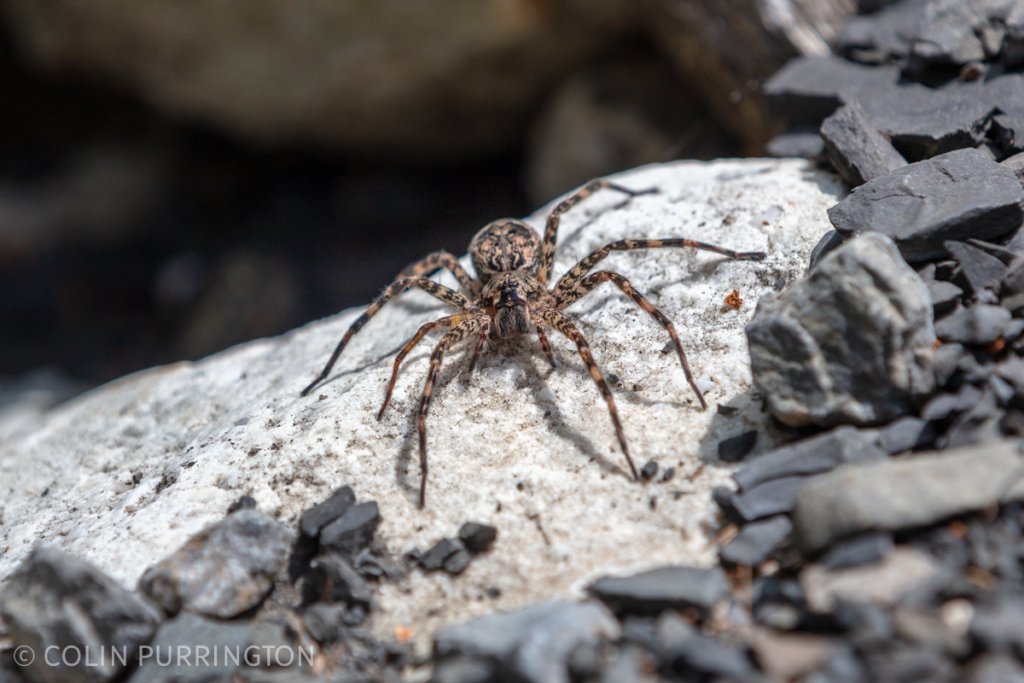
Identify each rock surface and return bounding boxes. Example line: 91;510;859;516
0;546;162;683
827;149;1024;262
0;159;842;651
137;508;292;618
433;600;619;683
820;101;907;186
793;440;1024;552
747;232;937;427
587;565;729;616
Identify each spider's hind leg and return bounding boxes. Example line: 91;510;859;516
378;314;463;420
558;270;707;409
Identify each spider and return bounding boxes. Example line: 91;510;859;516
301;179;766;507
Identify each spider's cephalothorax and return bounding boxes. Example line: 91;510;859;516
300;179;767;507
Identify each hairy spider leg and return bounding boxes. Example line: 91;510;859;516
536;179;658;287
378;314;466;420
417;317;482;507
557;270;708;410
398;250;478;295
465;317;492;377
533;321;557;368
300;277;472;397
539;308;639;480
552;238;767;295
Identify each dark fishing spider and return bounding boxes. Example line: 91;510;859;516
301;179;766;506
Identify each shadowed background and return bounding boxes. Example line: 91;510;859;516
0;0;851;392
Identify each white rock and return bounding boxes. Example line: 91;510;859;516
0;159;843;650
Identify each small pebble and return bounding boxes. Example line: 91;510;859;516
640;460;659;480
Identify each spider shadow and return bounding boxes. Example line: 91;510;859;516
527;365;625;478
388;336;635;504
692;382;803;467
301;300;451;395
558;194;642;252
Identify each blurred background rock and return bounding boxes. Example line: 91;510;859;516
0;0;851;397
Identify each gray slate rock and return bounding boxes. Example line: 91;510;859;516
126;612;253;683
1001;151;1024;186
767;129;825;159
747;233;937;427
319;501;380;557
970;598;1024;655
664;634;759;680
877;416;935;453
138;508;292;618
308;552;372;607
458;522;498;554
764;56;900;124
927;279;963;315
858;82;996;161
820;532;894;570
299;485;355;539
945;241;1008;294
734;426;886;491
934;304;1012;344
0;545;162;683
820;101;907;186
720;515;793;567
1001;257;1024;298
840;0;925;64
433;600;619;683
717;476;808;522
921;384;984;421
827;149;1024;262
587;565;728;616
993;114;1024;155
420;538;466;572
717;430;758;463
802;547;947;611
907;0;1014;70
966;653;1024;683
793;440;1024;552
808;230;846;272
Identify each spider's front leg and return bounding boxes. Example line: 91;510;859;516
557;270;707;409
378;313;466;420
536;179;658;287
300;277;471;397
416;315;483;507
539;308;639;480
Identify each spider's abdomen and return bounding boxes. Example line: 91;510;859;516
469;219;540;277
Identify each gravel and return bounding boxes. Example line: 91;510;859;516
432;601;619;683
137;508;292;618
793;440;1024;552
299;485;356;539
587;565;728;616
319;501;381;557
0;546;162;683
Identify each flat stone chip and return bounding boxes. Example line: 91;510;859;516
827;148;1024;262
